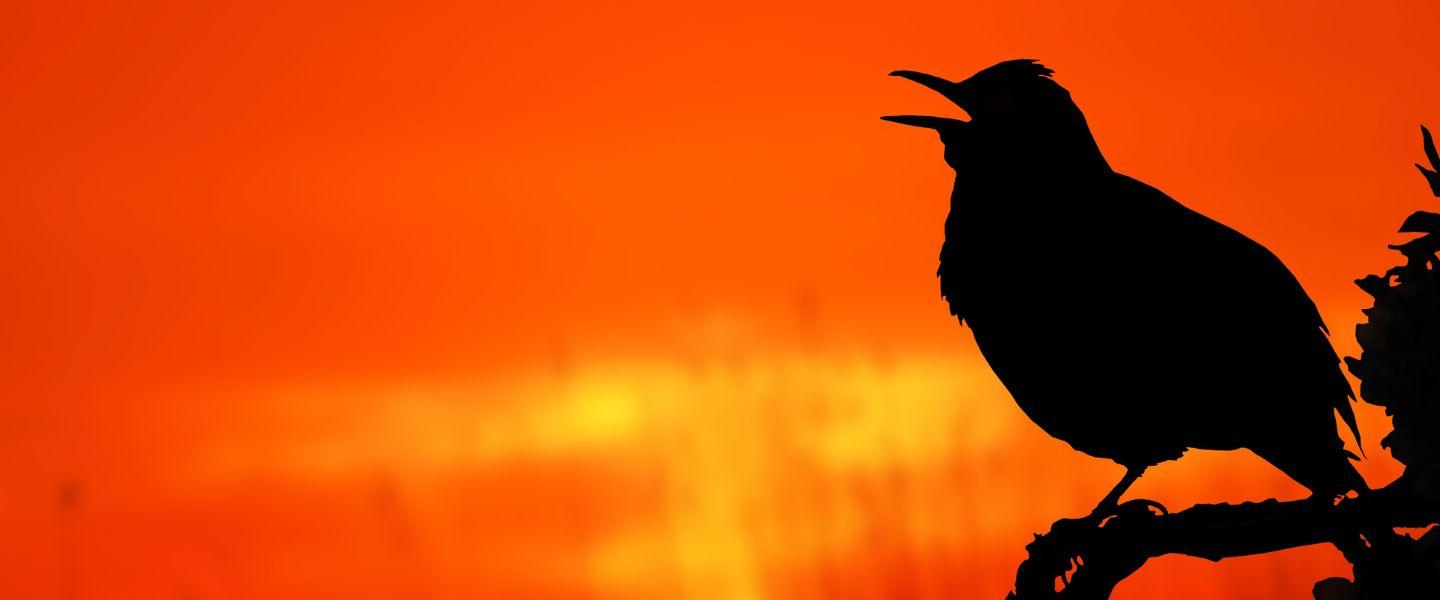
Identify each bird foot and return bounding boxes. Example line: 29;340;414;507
1041;498;1170;551
1020;500;1169;598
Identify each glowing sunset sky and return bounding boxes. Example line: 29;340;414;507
2;1;1438;598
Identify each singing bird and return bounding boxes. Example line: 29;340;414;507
884;60;1365;517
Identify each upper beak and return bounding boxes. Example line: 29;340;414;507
882;70;968;131
890;70;964;102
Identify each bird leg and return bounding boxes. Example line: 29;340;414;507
1039;466;1166;565
1089;466;1147;520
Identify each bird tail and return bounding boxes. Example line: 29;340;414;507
1336;452;1369;495
1335;391;1365;460
1252;430;1368;499
1325;343;1365;458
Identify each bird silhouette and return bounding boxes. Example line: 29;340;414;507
884;60;1366;517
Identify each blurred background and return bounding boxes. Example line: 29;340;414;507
3;1;1439;598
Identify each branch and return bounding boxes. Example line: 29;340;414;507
1008;477;1440;600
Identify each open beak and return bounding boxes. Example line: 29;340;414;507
882;70;968;131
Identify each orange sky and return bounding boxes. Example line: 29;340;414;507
3;1;1439;599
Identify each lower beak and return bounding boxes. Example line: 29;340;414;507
881;115;966;130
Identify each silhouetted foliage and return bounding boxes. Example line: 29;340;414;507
1333;124;1440;599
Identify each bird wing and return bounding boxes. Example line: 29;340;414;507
1090;174;1361;451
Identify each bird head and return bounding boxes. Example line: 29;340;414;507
884;59;1108;175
